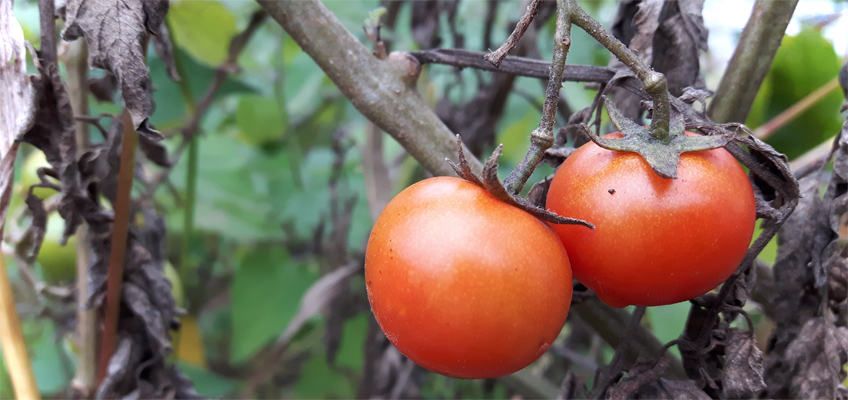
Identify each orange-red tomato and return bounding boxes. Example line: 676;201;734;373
546;134;756;308
365;177;572;379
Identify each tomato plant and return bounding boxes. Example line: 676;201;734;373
365;177;573;379
546;134;756;308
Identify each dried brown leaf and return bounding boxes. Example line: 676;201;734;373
783;317;848;399
721;328;766;399
606;358;669;399
150;21;179;82
62;0;168;140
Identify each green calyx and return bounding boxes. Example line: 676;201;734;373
584;97;734;179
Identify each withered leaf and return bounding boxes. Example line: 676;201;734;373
721;328;766;399
639;379;711;400
605;358;670;399
783;317;848;399
124;276;172;356
96;337;142;400
88;73;119;103
62;0;168;140
151;21;179;82
22;60;82;245
138;133;170;167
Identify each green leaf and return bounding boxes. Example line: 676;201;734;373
176;361;236;398
24;320;70;396
147;47;254;127
167;0;237;67
294;353;356;399
334;313;369;370
645;302;690;359
753;221;778;265
230;247;317;363
746;28;844;159
0;345;13;400
236;95;287;145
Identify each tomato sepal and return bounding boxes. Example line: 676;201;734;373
446;135;594;229
586;97;734;179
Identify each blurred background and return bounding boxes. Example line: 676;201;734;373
3;0;847;398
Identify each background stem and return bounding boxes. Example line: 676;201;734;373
170;27;199;281
64;38;97;396
97;111;138;382
708;0;799;123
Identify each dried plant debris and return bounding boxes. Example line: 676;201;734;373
446;135;593;228
23;41;194;398
96;336;202;400
151;21;180;82
604;358;711;400
780;317;848;399
608;0;708;119
557;371;587;400
764;122;848;398
720;328;766;399
88;73;119;103
22;60;82;245
62;0;168;140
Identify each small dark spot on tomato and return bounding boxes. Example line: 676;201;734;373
608;189;616;195
368;280;372;285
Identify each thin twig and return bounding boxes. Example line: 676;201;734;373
97;111;138;382
411;48;617;84
709;0;800;123
569;3;670;140
588;306;647;399
503;0;573;194
182;10;267;139
484;0;544;67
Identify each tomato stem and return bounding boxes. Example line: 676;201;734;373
569;6;672;141
503;0;573;195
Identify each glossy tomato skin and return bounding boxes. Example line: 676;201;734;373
546;134;755;308
366;177;572;379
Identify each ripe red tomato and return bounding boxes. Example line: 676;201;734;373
546;134;756;308
365;176;572;379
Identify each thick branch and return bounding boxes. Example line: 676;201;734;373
257;0;482;176
708;0;799;123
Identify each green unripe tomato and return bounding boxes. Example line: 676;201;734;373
37;213;77;283
164;261;185;308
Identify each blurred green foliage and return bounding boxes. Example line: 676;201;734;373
747;28;844;159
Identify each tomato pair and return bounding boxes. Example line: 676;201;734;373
365;134;756;379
